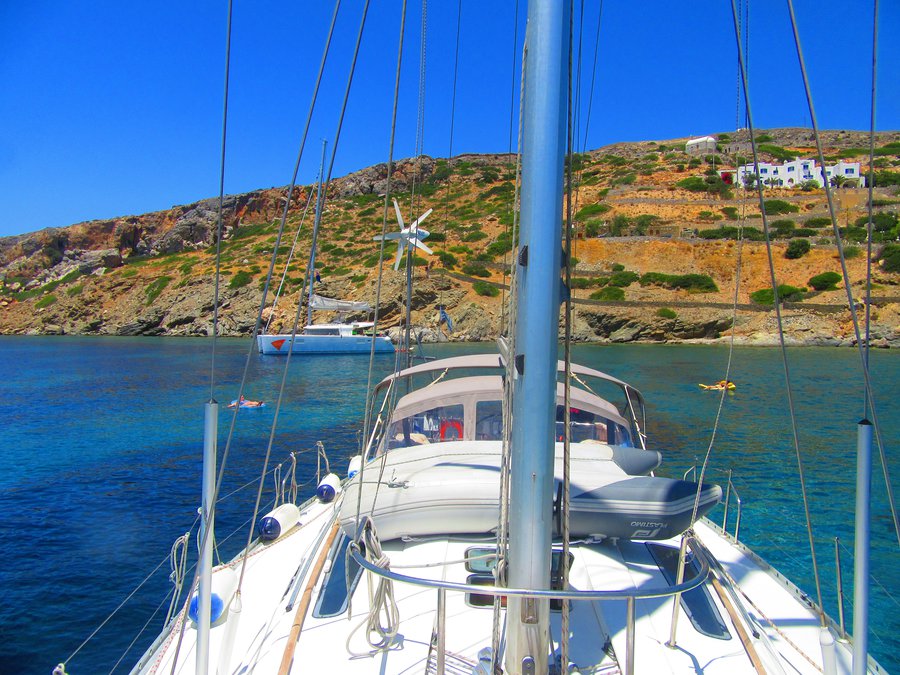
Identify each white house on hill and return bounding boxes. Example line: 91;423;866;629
729;159;864;188
685;136;717;155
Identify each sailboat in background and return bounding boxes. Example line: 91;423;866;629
118;1;891;674
257;141;394;356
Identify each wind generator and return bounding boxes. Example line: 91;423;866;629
374;198;433;270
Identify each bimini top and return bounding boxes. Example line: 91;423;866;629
389;374;630;430
375;352;644;406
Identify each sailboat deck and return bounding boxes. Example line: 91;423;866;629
137;500;851;674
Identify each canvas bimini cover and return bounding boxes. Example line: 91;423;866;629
309;294;371;312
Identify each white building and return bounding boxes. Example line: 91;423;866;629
729;159;864;188
685;136;717;155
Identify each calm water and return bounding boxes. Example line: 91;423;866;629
0;336;897;673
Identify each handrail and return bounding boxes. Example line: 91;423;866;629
349;519;710;601
349;517;710;675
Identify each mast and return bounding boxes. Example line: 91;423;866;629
505;1;569;673
196;401;218;674
306;139;328;327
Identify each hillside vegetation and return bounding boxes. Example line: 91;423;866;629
2;128;899;347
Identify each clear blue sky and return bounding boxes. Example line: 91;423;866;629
0;1;897;238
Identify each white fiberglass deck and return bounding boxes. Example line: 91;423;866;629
134;499;865;674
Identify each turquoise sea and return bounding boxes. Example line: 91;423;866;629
0;336;897;673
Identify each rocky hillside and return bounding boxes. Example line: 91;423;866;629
2;128;899;347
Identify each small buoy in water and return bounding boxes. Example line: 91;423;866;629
316;473;342;503
347;455;362;479
257;503;301;541
189;567;238;625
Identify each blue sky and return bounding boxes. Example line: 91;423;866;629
0;1;897;238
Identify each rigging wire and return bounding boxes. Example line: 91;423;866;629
208;0;234;403
263;186;317;334
863;0;879;419
402;0;429;365
579;0;603;154
728;0;825;618
500;0;520;335
357;0;406;456
560;2;576;668
235;0;373;598
358;0;408;533
492;37;528;670
783;0;899;547
168;1;352;665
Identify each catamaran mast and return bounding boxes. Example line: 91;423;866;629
306;139;328;327
505;0;569;673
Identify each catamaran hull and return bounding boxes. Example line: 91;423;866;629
257;334;394;355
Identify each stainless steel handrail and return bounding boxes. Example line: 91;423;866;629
349;539;710;601
349;517;711;675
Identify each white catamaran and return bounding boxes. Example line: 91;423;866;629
97;2;892;674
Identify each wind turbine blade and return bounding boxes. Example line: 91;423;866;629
392;199;405;230
375;232;403;241
412;240;433;255
415;228;430;241
393;243;403;271
409;208;433;231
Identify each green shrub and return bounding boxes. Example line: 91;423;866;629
854;212;899;234
145;276;171;305
437;251;458;269
612;173;636;186
750;284;805;304
66;285;84;297
462;262;491;278
771;219;795;237
785;239;811;259
656;307;677;319
427;232;447;242
229;270;253;288
35;294;57;308
473;280;499;297
611;263;625;272
608;271;640;287
756;134;773;143
640;272;718;292
805;217;832;229
758;144;797;162
577;203;611;219
874;170;900;187
462;230;488;242
569;277;594;289
721;207;738;220
793;228;817;238
808;272;842;291
880;244;900;273
839;226;868;243
764;199;799;215
485;231;514;258
698;226;765;241
843;245;862;259
583;220;602;238
590;286;625;301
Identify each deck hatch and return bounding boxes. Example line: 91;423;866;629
313;534;363;618
646;543;731;640
464;548;572;610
